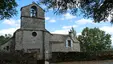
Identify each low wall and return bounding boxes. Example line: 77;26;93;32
51;52;113;62
0;52;37;64
51;60;113;64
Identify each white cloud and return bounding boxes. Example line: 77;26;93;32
2;19;20;27
51;29;69;34
1;19;20;35
77;33;81;36
45;17;56;23
52;25;78;34
100;26;113;34
3;19;15;25
107;13;113;22
62;25;77;29
45;17;50;20
107;15;111;22
62;13;76;20
76;19;93;25
49;19;56;23
61;18;65;20
0;27;19;35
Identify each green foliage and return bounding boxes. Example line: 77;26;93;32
0;34;12;45
78;27;111;52
0;0;17;20
40;0;113;23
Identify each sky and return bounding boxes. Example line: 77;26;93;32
0;0;113;45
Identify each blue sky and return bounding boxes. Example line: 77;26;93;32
0;0;113;45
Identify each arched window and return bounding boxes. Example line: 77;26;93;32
30;6;37;17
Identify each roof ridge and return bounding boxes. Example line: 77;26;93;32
52;33;68;36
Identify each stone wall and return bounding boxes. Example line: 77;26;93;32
52;43;80;52
51;60;113;64
51;37;80;52
0;52;38;64
21;3;45;30
44;32;52;60
15;30;44;60
51;52;113;62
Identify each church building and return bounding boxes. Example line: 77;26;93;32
0;2;80;60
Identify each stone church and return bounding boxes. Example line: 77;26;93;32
0;2;80;60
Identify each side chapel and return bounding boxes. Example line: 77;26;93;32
0;2;80;60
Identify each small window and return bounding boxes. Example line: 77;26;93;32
30;6;37;17
68;40;71;47
4;47;6;50
32;32;37;37
66;40;72;47
6;46;9;51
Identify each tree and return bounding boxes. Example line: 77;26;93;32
78;27;111;52
0;0;17;20
0;34;12;45
39;0;113;23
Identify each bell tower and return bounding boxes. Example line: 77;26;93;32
20;2;45;30
15;2;51;60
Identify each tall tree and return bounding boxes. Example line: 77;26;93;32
40;0;113;23
78;27;111;52
0;34;12;45
0;0;17;20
